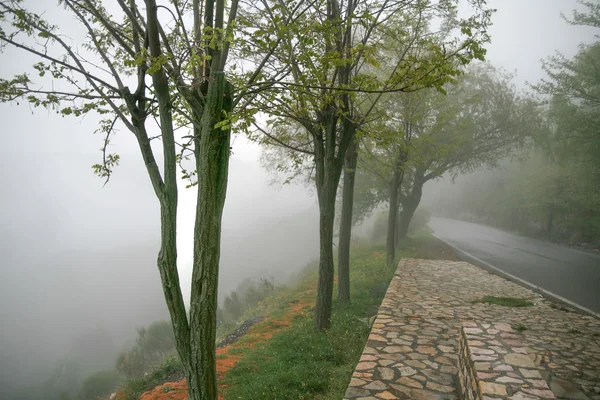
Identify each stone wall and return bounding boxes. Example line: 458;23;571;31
457;320;557;399
458;325;481;400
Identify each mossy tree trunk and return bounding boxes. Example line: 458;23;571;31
313;109;346;332
187;72;232;400
397;179;424;240
386;170;401;267
337;136;358;306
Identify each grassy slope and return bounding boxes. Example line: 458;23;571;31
115;231;454;400
221;233;448;400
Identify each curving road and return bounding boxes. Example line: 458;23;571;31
428;217;600;314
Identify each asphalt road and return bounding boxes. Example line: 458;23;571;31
428;217;600;314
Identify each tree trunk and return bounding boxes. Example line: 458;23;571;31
315;181;337;331
187;72;232;400
145;2;195;396
337;138;358;306
313;107;346;332
397;181;424;240
386;171;401;267
156;191;192;381
397;199;417;239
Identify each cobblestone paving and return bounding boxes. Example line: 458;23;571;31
344;259;600;400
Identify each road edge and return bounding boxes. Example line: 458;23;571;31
432;233;600;320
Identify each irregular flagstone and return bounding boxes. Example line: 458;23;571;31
343;258;600;400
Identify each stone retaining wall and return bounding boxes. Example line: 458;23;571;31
458;324;481;400
458;320;556;399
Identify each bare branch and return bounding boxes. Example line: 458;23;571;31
253;122;315;155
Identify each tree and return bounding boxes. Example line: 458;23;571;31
253;0;491;325
357;64;542;263
535;0;600;171
529;1;600;242
425;2;600;246
358;89;431;265
0;1;291;398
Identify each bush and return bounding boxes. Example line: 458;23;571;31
116;347;145;380
117;320;176;379
137;321;175;359
78;370;120;400
223;291;243;320
218;277;279;326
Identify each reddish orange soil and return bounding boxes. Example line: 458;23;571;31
137;380;188;400
130;289;315;400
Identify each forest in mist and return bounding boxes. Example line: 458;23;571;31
0;0;598;399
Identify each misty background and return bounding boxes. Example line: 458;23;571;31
0;0;597;398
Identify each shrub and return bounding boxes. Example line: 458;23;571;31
137;321;175;359
223;291;243;320
117;321;176;379
116;347;145;380
218;277;279;326
78;370;120;400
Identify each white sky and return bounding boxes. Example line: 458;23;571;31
485;0;597;87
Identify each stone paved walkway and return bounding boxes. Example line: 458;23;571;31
344;258;600;400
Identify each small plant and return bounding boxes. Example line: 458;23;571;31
568;329;581;334
473;296;534;307
513;324;528;332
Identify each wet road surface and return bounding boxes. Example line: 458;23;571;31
428;217;600;314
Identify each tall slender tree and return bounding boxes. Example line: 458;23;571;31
0;1;295;398
253;0;491;325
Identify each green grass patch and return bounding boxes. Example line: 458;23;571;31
473;296;534;307
568;329;582;334
513;324;528;332
221;234;435;399
226;346;246;355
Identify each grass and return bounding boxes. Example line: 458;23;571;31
513;324;529;332
568;329;582;334
473;296;534;307
220;235;437;400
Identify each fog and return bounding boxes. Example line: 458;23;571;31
0;0;597;398
0;103;319;394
